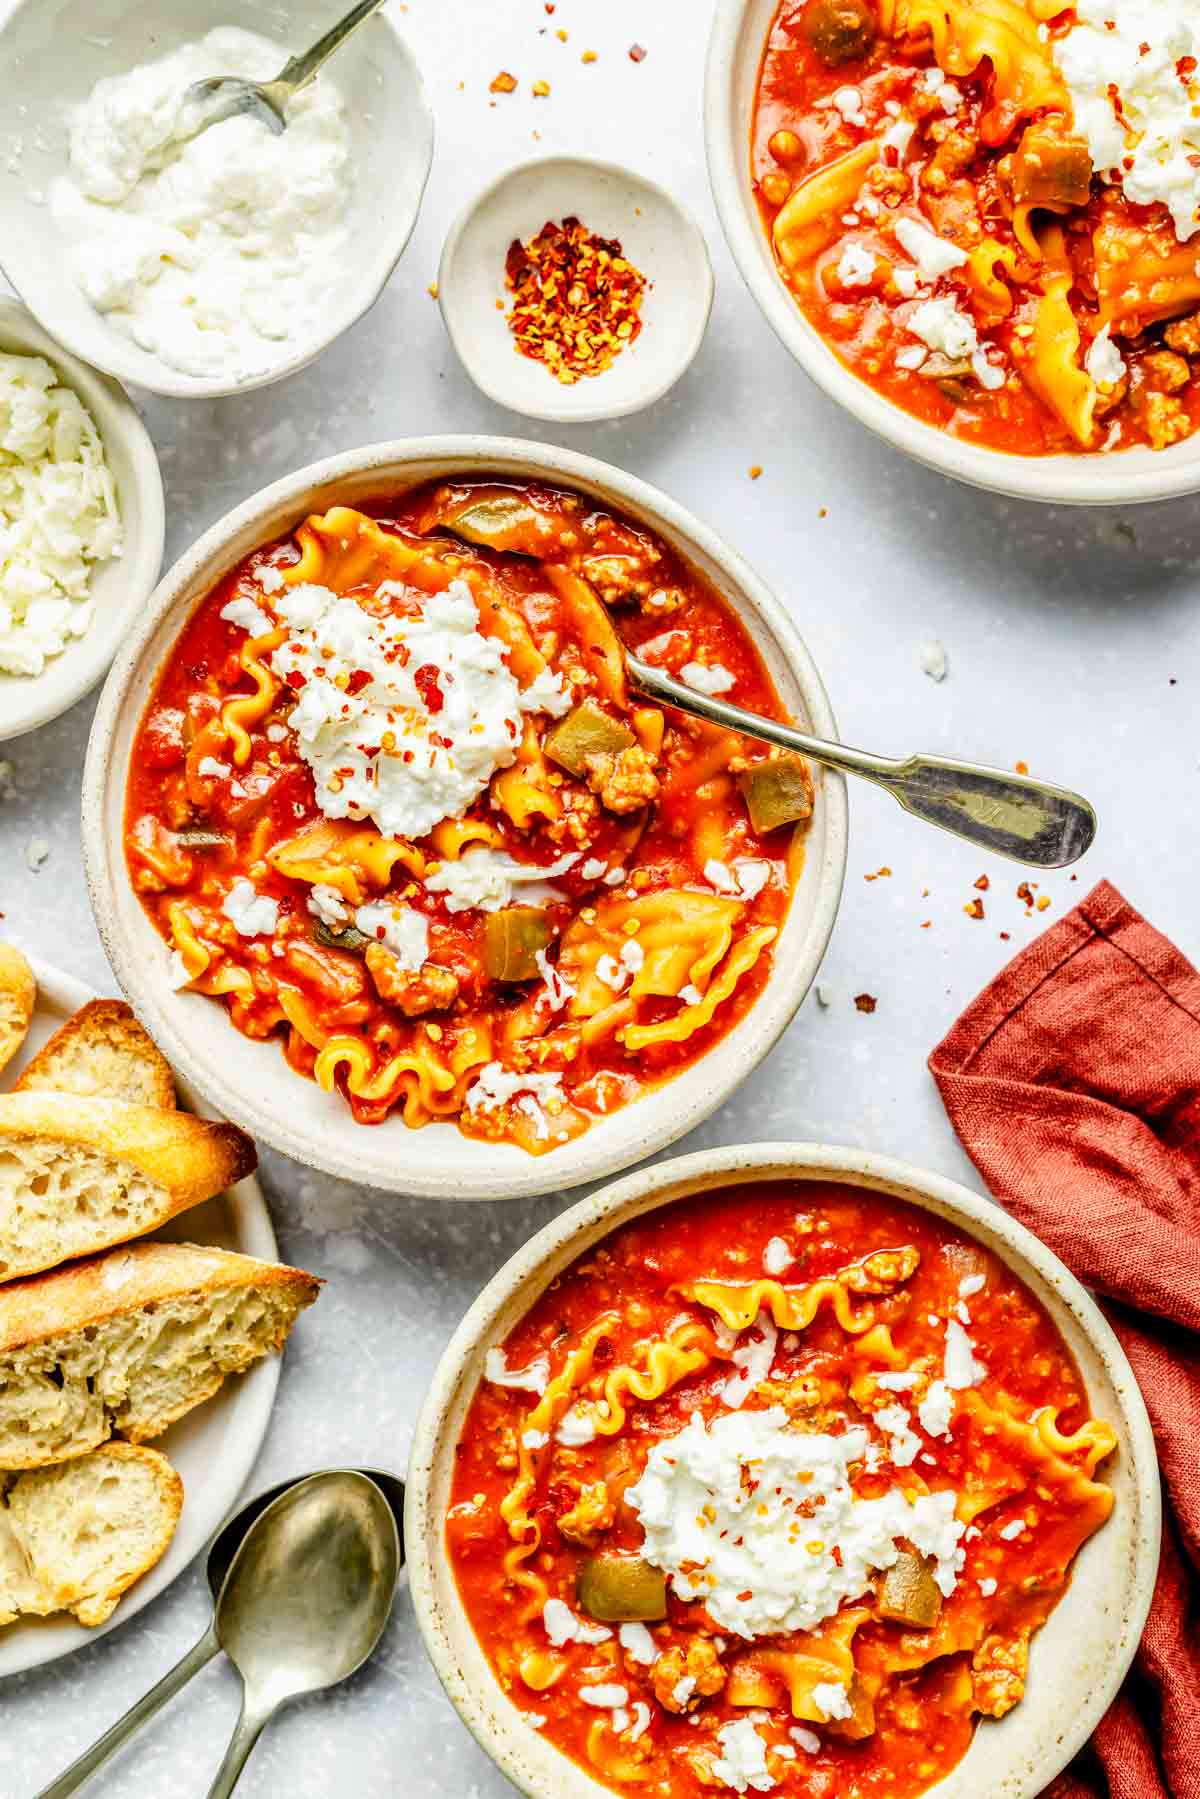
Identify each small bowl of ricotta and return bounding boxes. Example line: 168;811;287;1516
0;2;434;398
0;298;164;741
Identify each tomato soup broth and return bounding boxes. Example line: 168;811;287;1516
448;1182;1116;1797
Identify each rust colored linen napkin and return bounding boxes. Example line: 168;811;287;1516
928;879;1200;1799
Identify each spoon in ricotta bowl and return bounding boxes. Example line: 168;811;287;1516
175;0;388;148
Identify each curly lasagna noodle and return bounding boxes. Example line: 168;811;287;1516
753;0;1200;453
125;482;811;1151
447;1184;1117;1797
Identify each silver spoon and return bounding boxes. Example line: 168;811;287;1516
37;1468;403;1799
627;652;1096;869
174;0;387;148
204;1469;399;1798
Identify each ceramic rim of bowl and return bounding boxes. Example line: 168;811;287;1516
405;1138;1162;1798
81;435;849;1199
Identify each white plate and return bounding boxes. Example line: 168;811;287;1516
0;956;279;1676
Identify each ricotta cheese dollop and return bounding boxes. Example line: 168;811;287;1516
626;1407;965;1638
268;577;567;841
0;353;123;677
50;28;352;382
1056;2;1200;242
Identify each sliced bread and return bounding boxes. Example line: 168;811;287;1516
0;1241;320;1469
0;1091;256;1283
0;944;35;1077
0;1441;183;1627
14;999;175;1109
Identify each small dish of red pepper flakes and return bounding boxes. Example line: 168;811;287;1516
436;154;714;423
503;216;647;385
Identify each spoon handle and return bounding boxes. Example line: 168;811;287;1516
276;0;389;95
36;1625;220;1798
205;1695;273;1799
626;654;1096;871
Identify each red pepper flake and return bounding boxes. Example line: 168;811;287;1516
1016;880;1036;908
284;669;306;691
489;70;517;94
1015;760;1029;775
854;993;877;1014
345;669;372;696
974;874;990;891
749;464;763;480
629;42;647;61
964;898;985;920
504;216;647;385
414;664;445;713
531;79;551;98
1000;930;1011;941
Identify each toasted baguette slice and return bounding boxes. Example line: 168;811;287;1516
14;1000;175;1109
0;1442;183;1627
0;1091;256;1283
0;944;35;1077
0;1241;320;1469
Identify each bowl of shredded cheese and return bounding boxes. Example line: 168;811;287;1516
0;0;433;398
0;298;163;741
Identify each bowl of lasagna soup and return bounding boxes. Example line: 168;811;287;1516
408;1141;1159;1798
707;0;1200;504
82;439;846;1199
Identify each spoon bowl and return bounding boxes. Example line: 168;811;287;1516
175;0;386;150
38;1468;404;1799
207;1471;399;1797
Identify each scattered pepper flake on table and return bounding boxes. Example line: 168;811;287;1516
748;464;763;479
531;79;551;97
854;993;877;1014
629;42;648;61
964;897;985;920
582;49;598;64
504;216;647;385
974;874;989;891
490;70;517;94
1036;895;1052;912
1015;759;1029;775
1017;880;1036;909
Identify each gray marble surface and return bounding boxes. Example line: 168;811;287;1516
2;0;1198;1793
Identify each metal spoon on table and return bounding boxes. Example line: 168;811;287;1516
38;1468;404;1799
204;1469;399;1798
626;652;1096;870
174;0;387;148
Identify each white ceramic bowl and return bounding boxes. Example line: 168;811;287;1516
439;156;714;424
81;437;848;1200
0;297;164;742
0;0;433;400
705;0;1200;507
407;1140;1161;1799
